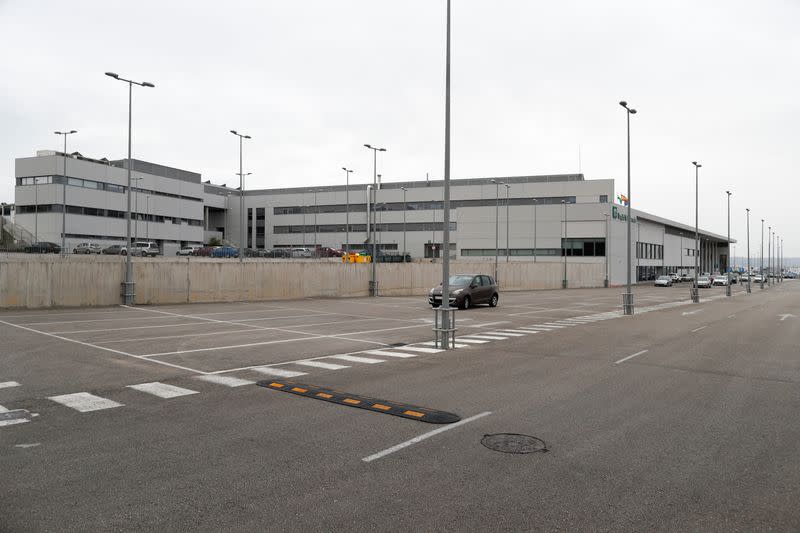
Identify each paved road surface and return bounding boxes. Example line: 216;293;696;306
1;281;798;531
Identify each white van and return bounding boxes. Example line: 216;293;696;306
131;241;160;257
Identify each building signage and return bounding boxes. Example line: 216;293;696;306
611;205;637;224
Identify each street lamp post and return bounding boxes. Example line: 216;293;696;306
342;167;353;253
364;144;386;296
768;225;772;286
746;208;751;293
490;179;501;282
230;130;251;263
54;130;77;254
105;71;155;305
132;176;142;243
313;189;318;258
603;212;610;287
533;198;538;263
505;184;510;262
146;194;150;240
562;200;568;289
691;161;702;303
760;219;765;289
367;185;376;295
401;186;407;258
620;101;637;314
726;190;732;297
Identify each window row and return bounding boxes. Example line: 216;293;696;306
15;204;203;226
562;238;606;257
460;248;562;257
273;222;457;234
16;175;203;202
273;196;578;215
637;241;663;260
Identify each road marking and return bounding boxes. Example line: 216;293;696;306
195;375;255;387
540;324;566;328
682;309;703;316
0;381;21;389
328;355;385;364
362;411;492;463
494;329;534;334
364;349;418;358
48;392;124;412
397;346;444;354
468;321;511;328
418;341;470;348
461;334;507;340
779;314;796;321
488;331;525;337
295;360;350;370
127;382;199;398
518;326;555;331
253;367;309;378
691;326;708;333
614;349;650;365
727;314;736;319
444;338;488;344
14;443;41;448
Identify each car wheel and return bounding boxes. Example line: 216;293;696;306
121;250;127;256
460;296;471;310
431;303;440;308
489;293;499;307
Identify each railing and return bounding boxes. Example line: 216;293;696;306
0;216;34;245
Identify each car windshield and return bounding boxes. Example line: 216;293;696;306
698;277;710;281
449;275;474;285
658;276;671;280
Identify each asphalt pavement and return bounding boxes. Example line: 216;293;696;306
1;280;799;531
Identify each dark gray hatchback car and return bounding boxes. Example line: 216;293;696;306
428;274;499;310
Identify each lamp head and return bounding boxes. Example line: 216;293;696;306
364;143;372;149
230;130;237;135
630;108;637;114
379;148;386;152
69;130;77;134
142;82;155;88
619;101;627;108
105;72;119;79
244;135;251;139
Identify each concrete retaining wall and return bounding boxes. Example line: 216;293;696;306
0;256;604;308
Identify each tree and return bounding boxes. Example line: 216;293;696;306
208;237;222;246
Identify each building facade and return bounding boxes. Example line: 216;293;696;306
13;151;732;284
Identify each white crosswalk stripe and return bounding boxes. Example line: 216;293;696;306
195;375;255;387
398;346;444;354
494;329;535;334
328;354;385;364
295;360;349;370
449;338;490;344
0;381;21;389
418;341;469;348
49;392;123;412
128;382;199;399
364;349;418;358
460;334;508;340
488;331;525;337
253;367;308;378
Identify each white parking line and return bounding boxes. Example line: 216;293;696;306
362;411;492;463
328;355;385;364
295;360;350;370
614;349;650;365
444;338;489;344
195;375;255;387
488;331;525;337
0;381;21;389
396;346;444;354
252;367;308;378
364;350;418;358
691;326;708;333
48;392;124;412
127;382;199;399
461;334;508;341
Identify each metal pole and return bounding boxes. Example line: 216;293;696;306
439;0;453;349
401;186;407;258
34;176;38;243
604;212;609;287
492;179;499;282
125;81;133;302
505;184;510;262
726;191;731;296
314;189;318;258
533;199;537;263
620;101;637;314
239;136;244;261
367;185;375;295
760;219;764;289
302;203;306;248
692;162;701;302
146;195;150;240
61;134;67;253
562;200;567;289
343;167;352;253
768;226;771;286
746;208;751;293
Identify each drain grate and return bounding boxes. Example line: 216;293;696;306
481;433;548;454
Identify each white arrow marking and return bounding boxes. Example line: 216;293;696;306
682;309;703;316
779;314;796;321
14;443;41;449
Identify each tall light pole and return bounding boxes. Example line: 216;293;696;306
726;190;732;297
691;161;702;303
132;176;142;243
533;198;538;263
367;185;376;295
504;183;511;262
230;130;251;262
768;225;772;286
364;144;386;292
401;186;407;258
55;130;77;254
313;189;318;258
146;194;150;241
745;208;751;293
562;199;568;289
620;101;637;314
490;179;501;282
603;212;610;287
342;167;353;253
105;71;155;305
761;219;765;289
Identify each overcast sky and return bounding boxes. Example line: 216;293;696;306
1;0;798;255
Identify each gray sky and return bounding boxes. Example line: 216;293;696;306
1;0;798;255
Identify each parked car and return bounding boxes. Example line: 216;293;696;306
697;276;712;288
290;247;313;258
654;275;673;287
73;242;102;254
130;241;160;257
670;273;681;283
317;247;344;258
268;248;292;258
712;276;729;286
193;246;217;257
212;246;239;258
176;245;201;256
680;273;694;282
753;274;764;283
102;244;126;255
428;274;499;310
24;242;61;254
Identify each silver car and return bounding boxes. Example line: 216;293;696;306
697;276;712;288
654;275;673;287
73;242;102;254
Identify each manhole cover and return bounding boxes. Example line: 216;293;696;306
481;433;548;454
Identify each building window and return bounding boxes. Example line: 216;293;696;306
600;195;608;203
562;238;606;257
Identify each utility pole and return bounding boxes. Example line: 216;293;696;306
54;130;77;254
745;208;751;293
726;191;731;297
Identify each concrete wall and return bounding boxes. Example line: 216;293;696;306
0;256;604;309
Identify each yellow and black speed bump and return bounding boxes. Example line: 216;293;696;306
256;380;461;424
